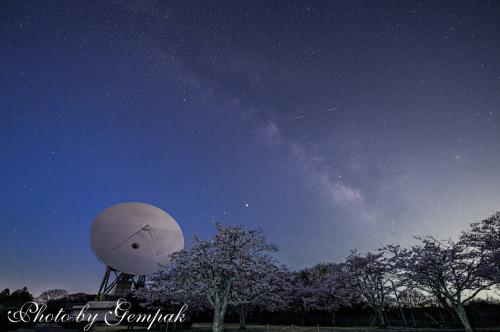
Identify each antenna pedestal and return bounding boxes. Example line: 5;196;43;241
97;267;146;299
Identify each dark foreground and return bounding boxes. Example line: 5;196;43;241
9;323;500;332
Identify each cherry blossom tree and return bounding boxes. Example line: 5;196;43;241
461;212;500;284
391;236;496;332
36;289;68;303
135;267;208;314
397;287;431;308
345;251;394;328
139;224;278;332
298;263;354;326
231;262;290;330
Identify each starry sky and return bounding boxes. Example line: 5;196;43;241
1;1;500;295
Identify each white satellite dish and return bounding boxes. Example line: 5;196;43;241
90;202;184;297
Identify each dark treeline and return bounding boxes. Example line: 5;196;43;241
0;287;33;331
0;289;95;331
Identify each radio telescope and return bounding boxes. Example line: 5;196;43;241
90;202;184;297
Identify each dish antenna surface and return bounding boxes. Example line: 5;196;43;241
90;202;184;297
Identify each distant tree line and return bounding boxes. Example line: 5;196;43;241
0;287;33;331
135;212;500;332
0;288;94;331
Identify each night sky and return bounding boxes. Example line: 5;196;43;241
1;1;500;295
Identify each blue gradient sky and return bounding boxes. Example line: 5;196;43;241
1;1;500;295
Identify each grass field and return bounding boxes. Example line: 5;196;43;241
10;322;500;332
89;323;500;332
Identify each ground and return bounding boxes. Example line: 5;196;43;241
10;323;500;332
89;324;500;332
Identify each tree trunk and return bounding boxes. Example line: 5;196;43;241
239;304;248;330
410;310;416;328
331;310;337;326
213;305;226;332
453;303;473;332
398;306;407;327
435;292;459;324
391;281;407;327
375;307;386;328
